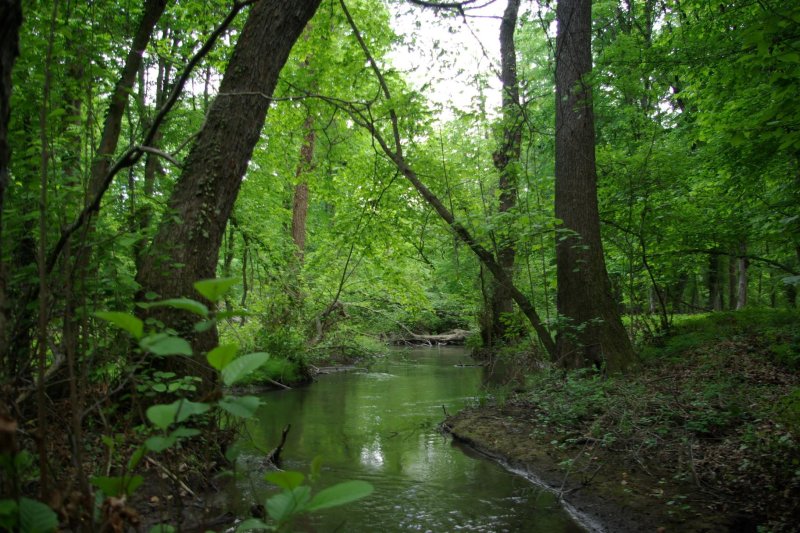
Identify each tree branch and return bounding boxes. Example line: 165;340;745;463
45;1;253;275
334;0;558;359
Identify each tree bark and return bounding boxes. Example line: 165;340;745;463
555;0;635;371
484;0;522;346
737;241;748;309
291;114;315;264
0;0;22;386
707;253;722;310
727;252;737;310
136;0;322;387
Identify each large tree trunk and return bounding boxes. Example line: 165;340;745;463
136;0;321;387
483;0;522;346
554;0;635;371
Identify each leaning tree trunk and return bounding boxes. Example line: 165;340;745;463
554;0;635;371
484;0;522;346
136;0;322;389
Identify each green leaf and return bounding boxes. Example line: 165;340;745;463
125;475;144;496
306;481;373;512
193;277;239;303
207;344;238;371
146;400;211;430
172;427;201;439
90;474;142;497
139;333;193;357
264;470;304;491
216;310;251;320
221;352;270;386
145;435;176;453
127;446;146;470
266;486;311;522
139;298;209;317
194;320;216;333
91;475;124;496
0;499;18;530
148;525;176;533
18;498;57;533
219;395;263;418
95;311;143;340
235;518;272;532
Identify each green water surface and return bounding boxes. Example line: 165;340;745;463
236;346;585;532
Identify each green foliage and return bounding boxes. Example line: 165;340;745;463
221;352;271;386
236;465;373;531
0;495;58;533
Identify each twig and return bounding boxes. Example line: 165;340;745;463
145;456;197;497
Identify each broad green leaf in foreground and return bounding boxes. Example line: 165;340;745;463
146;399;211;430
219;395;263;418
194;277;239;303
306;480;374;511
139;333;193;356
207;343;238;370
221;352;270;386
95;311;143;339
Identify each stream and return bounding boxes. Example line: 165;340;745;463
232;346;585;532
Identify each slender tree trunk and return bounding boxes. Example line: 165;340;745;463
707;253;722;310
737;241;748;309
337;0;557;359
727;253;737;310
136;0;322;388
291;114;315;265
0;0;22;387
555;0;635;371
484;0;522;346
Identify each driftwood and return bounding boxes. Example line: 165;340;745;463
392;328;471;346
265;424;291;468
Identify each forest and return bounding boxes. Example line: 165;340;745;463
0;0;798;531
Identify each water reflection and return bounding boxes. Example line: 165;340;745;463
238;346;583;532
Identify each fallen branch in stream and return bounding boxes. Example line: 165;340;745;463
390;328;471;346
265;424;291;468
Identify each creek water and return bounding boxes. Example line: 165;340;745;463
232;346;584;532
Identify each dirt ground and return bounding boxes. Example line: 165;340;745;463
444;402;747;532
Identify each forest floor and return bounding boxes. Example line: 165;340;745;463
444;309;800;532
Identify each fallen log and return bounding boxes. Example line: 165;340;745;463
392;328;471;346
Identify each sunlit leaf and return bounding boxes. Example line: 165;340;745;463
306;480;373;511
95;311;143;339
221;352;270;386
139;298;209;317
207;344;238;371
264;470;304;491
146;400;211;430
140;333;193;357
193;277;239;303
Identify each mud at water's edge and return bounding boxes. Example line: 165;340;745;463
443;406;736;533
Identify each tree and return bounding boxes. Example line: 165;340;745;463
136;0;322;387
554;0;635;371
482;0;522;347
0;0;21;385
